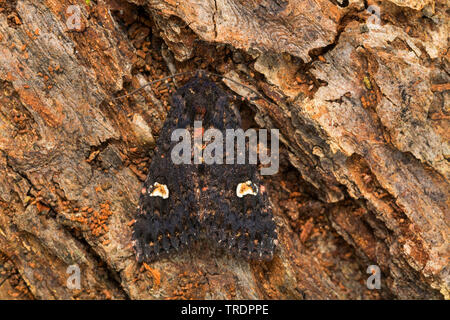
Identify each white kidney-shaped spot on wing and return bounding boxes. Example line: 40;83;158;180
149;182;169;199
236;181;258;198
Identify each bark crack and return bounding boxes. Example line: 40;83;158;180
212;0;218;40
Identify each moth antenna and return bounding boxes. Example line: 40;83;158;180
201;70;274;106
111;70;196;101
100;69;274;109
95;70;195;110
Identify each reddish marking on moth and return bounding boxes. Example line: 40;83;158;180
194;105;207;116
193;127;204;138
260;185;266;194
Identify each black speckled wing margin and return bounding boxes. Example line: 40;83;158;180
132;75;277;262
200;84;277;260
132;89;199;262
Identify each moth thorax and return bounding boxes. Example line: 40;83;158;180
149;182;169;199
236;181;258;198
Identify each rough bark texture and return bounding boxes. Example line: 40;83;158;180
0;0;448;299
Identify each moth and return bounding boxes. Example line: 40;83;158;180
131;73;277;262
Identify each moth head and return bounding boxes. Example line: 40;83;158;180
149;182;169;199
236;181;258;198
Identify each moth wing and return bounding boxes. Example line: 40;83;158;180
200;85;277;260
132;94;199;262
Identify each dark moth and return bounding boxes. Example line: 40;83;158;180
132;75;277;262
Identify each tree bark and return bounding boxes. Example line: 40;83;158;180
0;0;448;299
